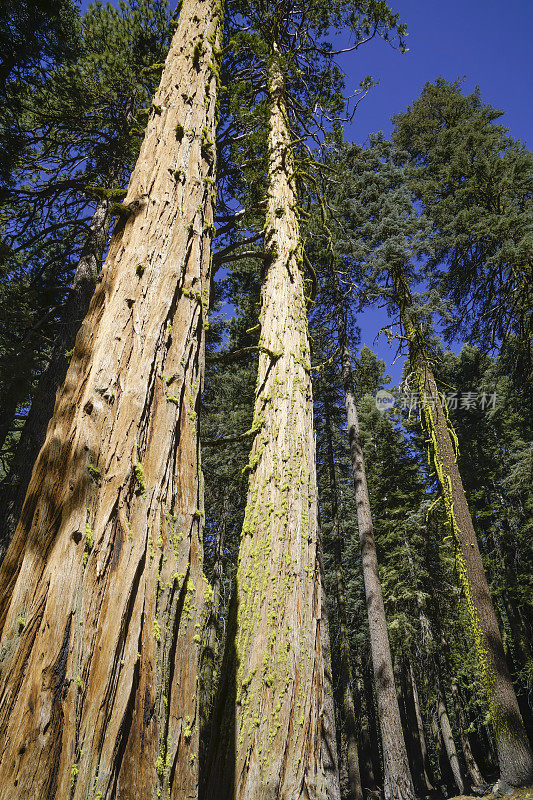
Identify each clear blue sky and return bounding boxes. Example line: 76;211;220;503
80;0;531;383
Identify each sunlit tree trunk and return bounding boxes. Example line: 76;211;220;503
0;199;111;559
0;1;223;797
203;48;340;800
330;268;415;800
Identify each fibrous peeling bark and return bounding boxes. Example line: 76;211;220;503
0;1;222;797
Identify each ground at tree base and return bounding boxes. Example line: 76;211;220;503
357;785;533;800
437;785;532;800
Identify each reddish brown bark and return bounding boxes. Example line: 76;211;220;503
0;2;222;797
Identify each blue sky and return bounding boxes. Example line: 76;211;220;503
342;0;532;148
80;0;531;383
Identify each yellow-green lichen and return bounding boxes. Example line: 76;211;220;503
134;462;146;495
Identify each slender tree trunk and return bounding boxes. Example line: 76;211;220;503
0;2;223;798
431;710;453;791
323;382;364;800
396;657;429;794
451;681;485;787
362;661;383;786
419;361;533;786
438;625;485;788
407;660;435;793
203;49;340;800
482;722;499;774
436;690;465;795
391;266;533;787
355;672;378;793
330;269;415;800
502;589;532;664
0;199;111;559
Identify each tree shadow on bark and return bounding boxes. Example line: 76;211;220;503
0;286;104;631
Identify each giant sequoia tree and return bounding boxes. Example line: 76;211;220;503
1;2;532;798
205;35;342;800
0;1;223;796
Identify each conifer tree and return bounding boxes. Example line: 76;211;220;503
392;78;533;368
0;0;172;552
319;369;363;800
389;227;533;791
306;204;415;800
330;135;533;787
0;0;79;186
0;0;223;796
204;3;405;797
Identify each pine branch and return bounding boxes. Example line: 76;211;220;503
207;345;282;365
212;248;272;266
202;421;263;447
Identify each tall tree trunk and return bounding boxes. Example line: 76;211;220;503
330;268;415;800
451;680;485;787
405;659;434;793
0;199;111;559
203;49;340;800
438;625;485;788
323;380;364;800
431;708;455;792
356;671;378;793
436;690;465;795
0;2;223;797
391;266;533;787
